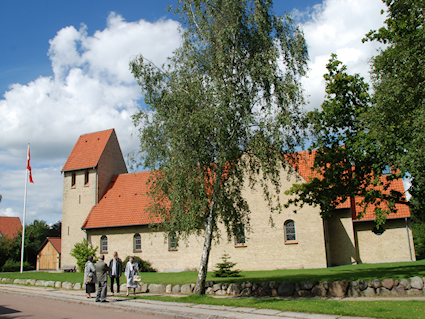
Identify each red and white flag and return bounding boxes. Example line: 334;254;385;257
27;146;34;183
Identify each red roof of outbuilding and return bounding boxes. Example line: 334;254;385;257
48;237;61;254
0;217;22;239
61;129;114;172
82;171;162;229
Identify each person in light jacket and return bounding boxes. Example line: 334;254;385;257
124;256;139;296
84;255;97;298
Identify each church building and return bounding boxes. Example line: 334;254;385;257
61;129;415;271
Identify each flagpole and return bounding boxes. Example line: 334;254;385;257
20;143;30;273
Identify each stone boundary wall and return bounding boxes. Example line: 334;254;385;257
1;276;424;297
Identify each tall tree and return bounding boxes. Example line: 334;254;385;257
286;55;406;225
130;0;308;294
364;0;425;210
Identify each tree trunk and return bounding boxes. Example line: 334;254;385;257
193;200;214;295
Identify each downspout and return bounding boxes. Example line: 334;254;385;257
405;217;413;261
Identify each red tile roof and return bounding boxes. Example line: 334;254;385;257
48;237;61;254
286;150;411;221
62;129;114;172
82;171;162;229
0;217;22;238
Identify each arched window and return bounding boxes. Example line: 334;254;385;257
134;233;142;252
284;220;296;242
101;235;108;253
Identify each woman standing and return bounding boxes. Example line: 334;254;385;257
84;255;97;298
124;256;139;296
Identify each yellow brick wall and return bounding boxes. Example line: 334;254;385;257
355;219;416;263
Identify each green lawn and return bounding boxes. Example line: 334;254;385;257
1;259;425;285
135;295;425;319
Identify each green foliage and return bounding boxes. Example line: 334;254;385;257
286;55;405;225
122;256;156;272
1;259;33;272
130;0;308;294
214;254;241;277
70;239;98;272
364;0;425;215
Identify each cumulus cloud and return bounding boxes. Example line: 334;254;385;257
0;13;181;223
299;0;387;110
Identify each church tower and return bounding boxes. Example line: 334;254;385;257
61;129;127;267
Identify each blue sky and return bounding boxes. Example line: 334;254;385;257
0;0;387;225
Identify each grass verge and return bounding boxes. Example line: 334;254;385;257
134;294;425;319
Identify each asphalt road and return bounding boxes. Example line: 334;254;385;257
0;291;174;319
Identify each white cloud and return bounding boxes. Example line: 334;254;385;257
0;13;181;224
299;0;387;110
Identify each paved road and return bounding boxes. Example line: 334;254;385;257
0;284;377;319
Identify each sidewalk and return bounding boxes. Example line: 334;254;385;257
0;283;394;319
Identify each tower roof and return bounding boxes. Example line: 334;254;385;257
61;129;115;172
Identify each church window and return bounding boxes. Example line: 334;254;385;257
168;233;177;251
71;172;76;188
235;225;246;246
84;170;89;186
134;233;141;252
284;220;296;242
101;235;108;253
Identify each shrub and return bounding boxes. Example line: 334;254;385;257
122;256;156;272
214;254;241;277
1;259;33;272
70;239;98;272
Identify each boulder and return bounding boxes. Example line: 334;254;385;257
55;281;62;288
269;281;278;289
252;283;259;292
25;279;32;284
245;282;253;288
322;281;329;290
190;283;195;291
141;283;149;293
73;283;81;290
271;289;278;297
361;287;375;297
311;285;327;297
45;281;55;287
328;281;349;297
180;284;192;294
205;281;214;288
227;283;240;296
377;287;391;296
29;279;36;285
410;277;424;290
262;282;271;295
407;288;423;296
13;279;20;284
277;281;295;297
394;279;400;287
216;289;227;295
391;285;406;296
148;284;166;294
381;278;394;290
62;282;73;290
221;283;228;290
212;283;221;292
166;284;172;293
171;284;180;294
371;279;381;289
205;287;214;295
2;278;13;283
399;278;411;289
35;280;45;286
120;283;127;292
300;280;314;290
358;279;367;291
294;282;301;292
135;284;142;293
347;286;360;297
350;281;359;287
240;288;252;296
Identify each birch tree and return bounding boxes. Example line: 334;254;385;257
130;0;308;294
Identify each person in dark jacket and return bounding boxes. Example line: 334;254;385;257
109;251;122;294
95;255;110;302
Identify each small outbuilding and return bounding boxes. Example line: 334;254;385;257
36;237;61;271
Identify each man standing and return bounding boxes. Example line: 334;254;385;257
109;251;122;294
95;255;110;302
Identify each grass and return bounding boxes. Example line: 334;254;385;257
133;295;425;319
1;259;425;285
